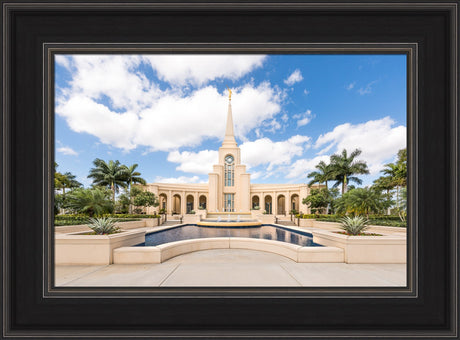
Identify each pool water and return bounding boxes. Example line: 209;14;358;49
139;224;322;247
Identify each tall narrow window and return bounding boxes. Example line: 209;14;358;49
224;193;234;212
224;155;234;186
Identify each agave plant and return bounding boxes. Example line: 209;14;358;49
339;216;370;235
87;217;120;235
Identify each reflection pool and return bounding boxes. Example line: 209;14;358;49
138;224;322;247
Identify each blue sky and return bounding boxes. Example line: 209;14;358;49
55;54;406;188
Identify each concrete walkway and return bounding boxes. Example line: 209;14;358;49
56;249;406;287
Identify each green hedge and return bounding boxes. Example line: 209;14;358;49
102;214;161;219
294;214;406;228
55;215;89;222
54;214;160;227
295;214;316;219
54;217;141;226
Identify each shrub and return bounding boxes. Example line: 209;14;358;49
189;210;196;214
299;214;316;219
252;205;260;210
64;187;113;217
102;213;160;219
339;216;370;235
87;217;120;235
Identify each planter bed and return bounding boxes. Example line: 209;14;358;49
311;229;406;264
55;229;146;265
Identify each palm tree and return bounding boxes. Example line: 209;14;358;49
372;175;394;195
60;172;82;197
329;148;370;194
123;164;147;213
307;161;333;189
65;187;113;217
88;159;128;202
381;161;407;209
372;175;395;215
54;163;81;198
346;187;387;217
334;187;387;217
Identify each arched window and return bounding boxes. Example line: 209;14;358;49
224;154;234;186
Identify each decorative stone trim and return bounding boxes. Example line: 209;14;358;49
113;237;344;264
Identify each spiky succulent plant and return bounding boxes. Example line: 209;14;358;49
87;217;120;235
338;216;370;235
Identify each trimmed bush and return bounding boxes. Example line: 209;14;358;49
102;214;160;219
294;213;406;227
297;214;316;219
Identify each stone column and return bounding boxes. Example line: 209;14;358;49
181;191;186;215
194;192;198;212
167;190;172;215
261;192;265;213
299;185;309;214
273;192;277;215
208;173;218;212
285;192;290;215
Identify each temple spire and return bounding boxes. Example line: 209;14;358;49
222;90;237;147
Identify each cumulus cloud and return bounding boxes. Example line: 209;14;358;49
55;55;71;71
55;55;283;152
153;175;206;184
142;55;267;86
314;116;406;174
240;135;311;171
357;80;378;95
286;155;330;179
57;146;78;156
293;109;314;127
284;69;303;86
167;150;218;174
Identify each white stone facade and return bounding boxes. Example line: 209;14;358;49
144;100;312;216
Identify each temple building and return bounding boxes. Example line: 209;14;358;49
144;93;312;216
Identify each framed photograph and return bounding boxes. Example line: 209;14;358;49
2;1;459;339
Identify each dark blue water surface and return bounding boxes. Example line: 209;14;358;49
139;224;322;247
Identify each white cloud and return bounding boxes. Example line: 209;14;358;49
167;150;218;174
263;119;282;133
345;82;356;90
303;89;310;95
286;155;330;179
57;55;156;112
357;80;377;95
142;55;267;86
295;109;314;127
281;114;289;122
284;69;303;86
57;146;78;156
56;55;283;152
240;135;311;171
153;175;205;184
250;171;263;180
314;117;406;174
55;55;71;71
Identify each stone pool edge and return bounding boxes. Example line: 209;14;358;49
113;237;344;264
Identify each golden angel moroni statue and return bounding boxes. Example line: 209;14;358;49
227;86;232;101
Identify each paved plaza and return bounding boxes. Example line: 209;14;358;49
56;249;406;287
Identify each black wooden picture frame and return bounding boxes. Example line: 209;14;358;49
1;1;459;339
